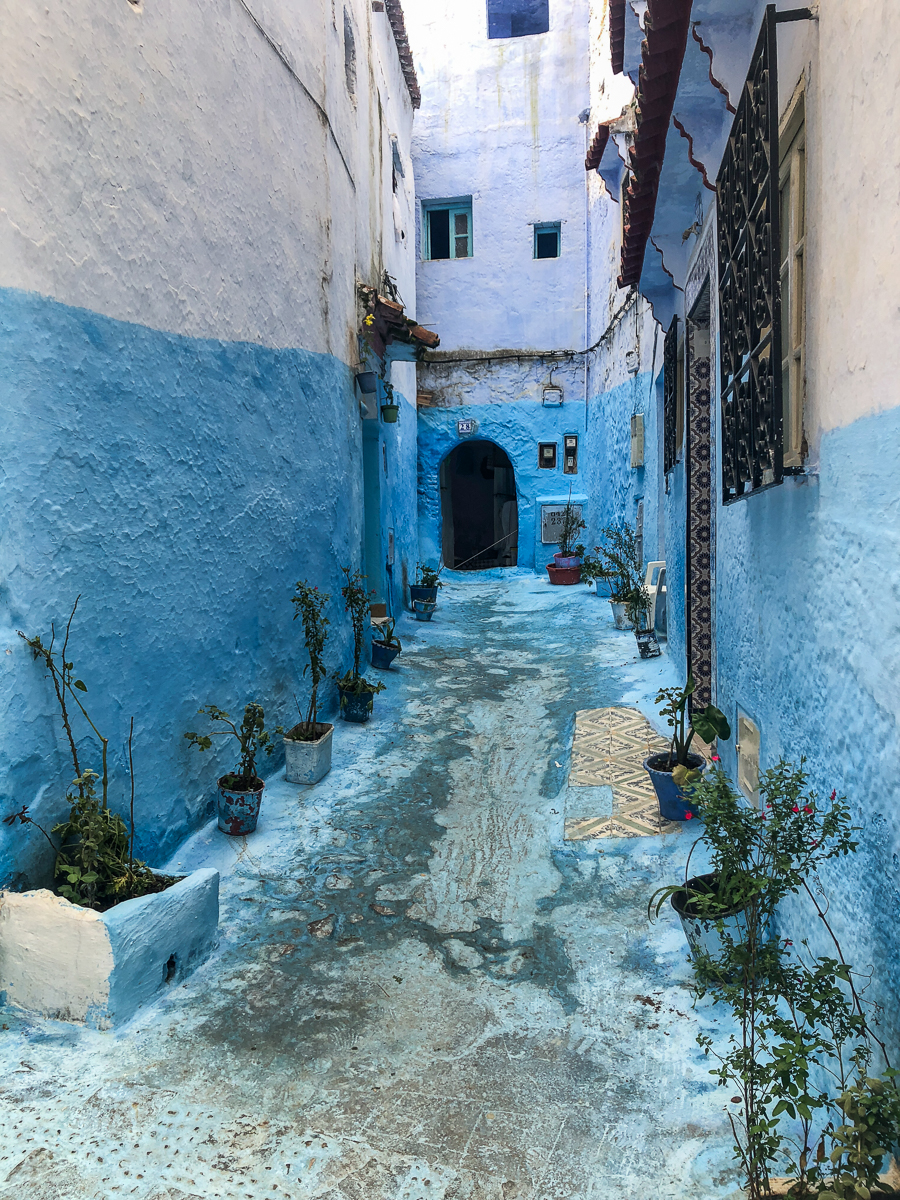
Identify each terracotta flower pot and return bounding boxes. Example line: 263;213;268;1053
546;563;581;585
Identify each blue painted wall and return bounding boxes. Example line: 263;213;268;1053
583;367;661;560
0;289;420;886
417;393;591;573
713;404;900;1055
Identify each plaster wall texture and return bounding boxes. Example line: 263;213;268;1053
0;1;421;880
0;867;218;1027
714;407;900;1057
404;0;590;354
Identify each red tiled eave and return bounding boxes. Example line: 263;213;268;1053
585;124;611;171
384;0;421;109
610;0;626;75
618;0;693;288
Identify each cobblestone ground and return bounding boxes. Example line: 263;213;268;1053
0;572;741;1200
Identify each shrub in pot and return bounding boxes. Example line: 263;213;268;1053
371;617;402;668
649;761;900;1200
593;522;643;628
185;703;281;835
284;580;333;785
410;562;443;605
11;605;175;909
627;585;662;658
643;674;730;820
333;566;385;722
551;493;586;569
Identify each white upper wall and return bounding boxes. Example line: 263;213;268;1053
404;0;590;353
0;0;418;356
702;0;900;442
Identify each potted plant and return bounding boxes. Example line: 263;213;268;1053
371;617;402;668
643;674;730;820
284;580;333;785
412;598;437;621
185;703;281;835
333;566;385;722
410;563;443;605
594;523;642;628
551;492;586;569
649;762;900;1200
380;379;400;423
627;584;662;659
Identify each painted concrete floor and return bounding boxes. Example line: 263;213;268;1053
0;572;741;1200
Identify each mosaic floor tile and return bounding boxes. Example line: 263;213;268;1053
566;706;685;839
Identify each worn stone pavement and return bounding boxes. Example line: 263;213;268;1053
0;572;742;1200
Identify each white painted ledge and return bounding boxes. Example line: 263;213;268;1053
0;868;219;1028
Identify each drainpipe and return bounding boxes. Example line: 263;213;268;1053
582;110;591;434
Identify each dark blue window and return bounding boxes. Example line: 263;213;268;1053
487;0;549;39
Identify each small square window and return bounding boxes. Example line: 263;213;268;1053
534;223;560;259
424;199;473;260
488;0;549;38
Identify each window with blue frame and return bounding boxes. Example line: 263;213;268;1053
534;222;560;259
423;199;473;260
487;0;549;38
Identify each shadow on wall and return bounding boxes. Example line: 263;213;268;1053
439;440;518;569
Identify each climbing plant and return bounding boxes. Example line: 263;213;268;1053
654;761;900;1199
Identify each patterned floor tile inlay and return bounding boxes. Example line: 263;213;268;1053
566;706;684;839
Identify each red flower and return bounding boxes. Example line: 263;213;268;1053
792;806;799;813
685;812;693;820
711;755;720;762
804;806;812;814
811;839;819;848
830;789;837;801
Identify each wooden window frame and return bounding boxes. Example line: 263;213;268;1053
423;199;473;261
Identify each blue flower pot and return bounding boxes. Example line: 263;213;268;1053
643;752;705;821
371;641;400;669
412;599;436;621
339;686;374;723
217;776;264;836
410;585;438;604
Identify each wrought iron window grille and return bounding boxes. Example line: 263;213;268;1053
663;315;679;475
716;5;813;504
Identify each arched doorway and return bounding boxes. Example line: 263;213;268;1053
440;440;518;570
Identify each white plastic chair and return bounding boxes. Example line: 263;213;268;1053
644;561;665;628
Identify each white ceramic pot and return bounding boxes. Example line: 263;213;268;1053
283;723;334;785
609;600;633;630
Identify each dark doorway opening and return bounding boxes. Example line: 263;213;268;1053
440;440;518;570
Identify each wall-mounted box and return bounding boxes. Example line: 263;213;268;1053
538;442;557;469
563;434;578;475
630;413;645;467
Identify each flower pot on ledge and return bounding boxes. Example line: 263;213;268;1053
381;403;399;423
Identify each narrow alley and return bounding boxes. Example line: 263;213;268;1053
0;577;737;1199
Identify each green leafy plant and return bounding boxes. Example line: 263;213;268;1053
290;580;330;742
185;703;281;791
416;563;443;590
626;582;653;632
9;599;160;909
650;761;900;1200
333;566;385;704
373;617;402;651
655;673;730;784
557;493;586;556
593;523;643;601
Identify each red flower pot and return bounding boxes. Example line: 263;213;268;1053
546;563;582;585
